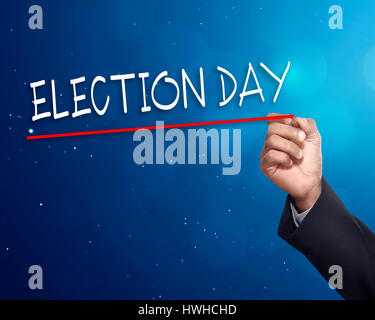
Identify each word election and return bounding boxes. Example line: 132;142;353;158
29;61;290;122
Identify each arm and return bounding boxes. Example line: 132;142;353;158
260;114;375;299
279;177;375;299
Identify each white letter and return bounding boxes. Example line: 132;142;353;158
329;5;343;30
165;129;185;164
217;66;237;107
28;265;43;290
328;265;343;290
133;129;153;164
71;76;90;118
239;63;264;106
181;67;205;108
260;61;290;103
28;5;43;30
151;71;180;111
51;79;69;119
91;76;110;116
30;80;51;121
155;121;165;164
110;73;136;114
221;129;241;175
139;72;151;112
187;129;219;164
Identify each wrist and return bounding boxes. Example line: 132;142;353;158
294;178;322;212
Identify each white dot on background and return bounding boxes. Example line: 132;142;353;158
28;128;34;134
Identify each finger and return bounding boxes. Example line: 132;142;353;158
295;117;321;140
261;149;293;172
264;134;303;160
266;113;293;126
291;118;299;128
267;122;306;144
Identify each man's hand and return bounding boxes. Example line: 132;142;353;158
260;113;322;212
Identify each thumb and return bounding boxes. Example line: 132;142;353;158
295;117;321;141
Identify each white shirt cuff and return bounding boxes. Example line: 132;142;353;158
290;202;312;227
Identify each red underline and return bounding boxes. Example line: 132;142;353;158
26;114;294;140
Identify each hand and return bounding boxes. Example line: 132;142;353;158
260;113;322;212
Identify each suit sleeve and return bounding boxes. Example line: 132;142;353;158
278;177;375;299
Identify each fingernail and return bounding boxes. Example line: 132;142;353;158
298;130;306;141
298;150;303;159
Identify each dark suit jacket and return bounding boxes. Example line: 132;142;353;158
278;177;375;299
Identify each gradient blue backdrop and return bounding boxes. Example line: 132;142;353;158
2;0;375;299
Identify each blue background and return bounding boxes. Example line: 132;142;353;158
1;0;375;299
